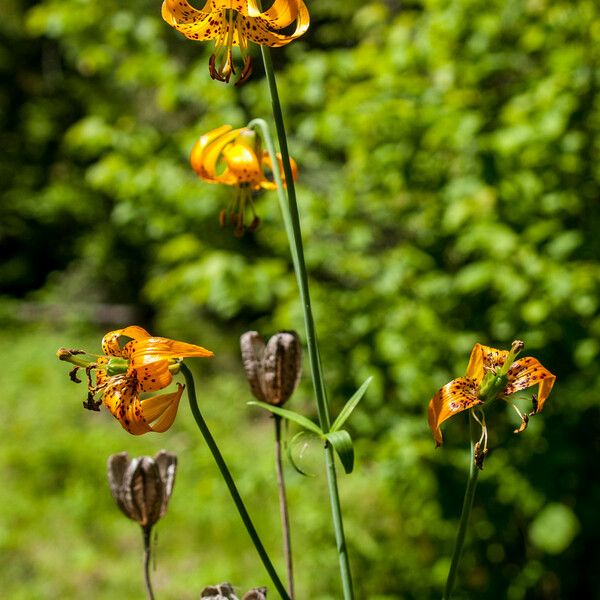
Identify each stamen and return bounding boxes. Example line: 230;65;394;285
511;402;529;434
69;367;82;384
471;409;489;470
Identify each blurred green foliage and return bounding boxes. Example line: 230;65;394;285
1;0;599;598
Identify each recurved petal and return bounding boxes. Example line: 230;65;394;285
125;336;214;365
101;326;152;357
260;151;297;190
465;343;510;384
140;384;185;433
261;0;309;29
503;356;556;412
243;14;308;47
191;127;245;183
223;142;264;186
161;0;219;39
102;376;152;435
427;377;482;446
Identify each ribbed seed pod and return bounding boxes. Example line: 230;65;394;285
200;584;267;600
107;450;177;529
240;331;302;406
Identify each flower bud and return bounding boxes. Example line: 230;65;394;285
107;450;177;530
240;331;302;406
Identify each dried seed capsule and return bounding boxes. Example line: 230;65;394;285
242;588;267;600
200;583;238;599
107;450;177;529
240;331;302;406
262;332;302;406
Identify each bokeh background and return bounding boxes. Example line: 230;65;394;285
1;0;599;598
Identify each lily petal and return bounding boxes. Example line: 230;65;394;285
125;336;214;365
140;383;185;432
102;377;152;435
503;356;556;412
191;127;245;183
223;143;264;187
465;343;510;384
101;326;152;357
428;377;482;446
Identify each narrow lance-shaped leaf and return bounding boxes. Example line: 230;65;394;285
330;376;372;433
247;400;323;435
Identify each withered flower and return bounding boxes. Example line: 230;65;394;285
240;331;302;406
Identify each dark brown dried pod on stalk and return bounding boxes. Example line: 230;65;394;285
107;450;177;530
240;331;302;406
200;583;267;600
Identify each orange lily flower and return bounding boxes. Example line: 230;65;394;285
161;0;310;85
428;341;555;449
58;326;213;435
191;124;297;236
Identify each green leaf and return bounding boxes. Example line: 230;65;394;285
330;376;372;433
286;431;318;477
325;430;355;474
247;401;323;435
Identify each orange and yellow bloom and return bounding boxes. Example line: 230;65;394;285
191;124;297;235
428;341;555;448
162;0;310;85
58;326;213;435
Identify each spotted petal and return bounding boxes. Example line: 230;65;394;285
101;326;152;357
427;377;482;446
222;142;265;188
125;336;214;366
102;376;152;435
503;356;556;412
465;343;509;384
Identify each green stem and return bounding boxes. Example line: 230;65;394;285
252;45;355;600
142;526;155;600
443;412;480;600
274;415;295;598
180;363;291;600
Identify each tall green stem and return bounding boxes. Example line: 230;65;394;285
274;415;295;598
180;363;291;600
443;412;480;600
250;45;355;600
142;526;155;600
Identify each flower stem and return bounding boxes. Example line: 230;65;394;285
142;526;155;600
443;411;480;600
180;362;291;600
274;415;295;598
251;45;355;600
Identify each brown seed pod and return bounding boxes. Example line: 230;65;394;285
107;450;177;529
200;583;267;600
240;331;302;406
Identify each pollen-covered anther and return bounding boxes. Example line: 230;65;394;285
474;441;489;470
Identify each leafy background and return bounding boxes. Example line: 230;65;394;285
1;0;599;598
